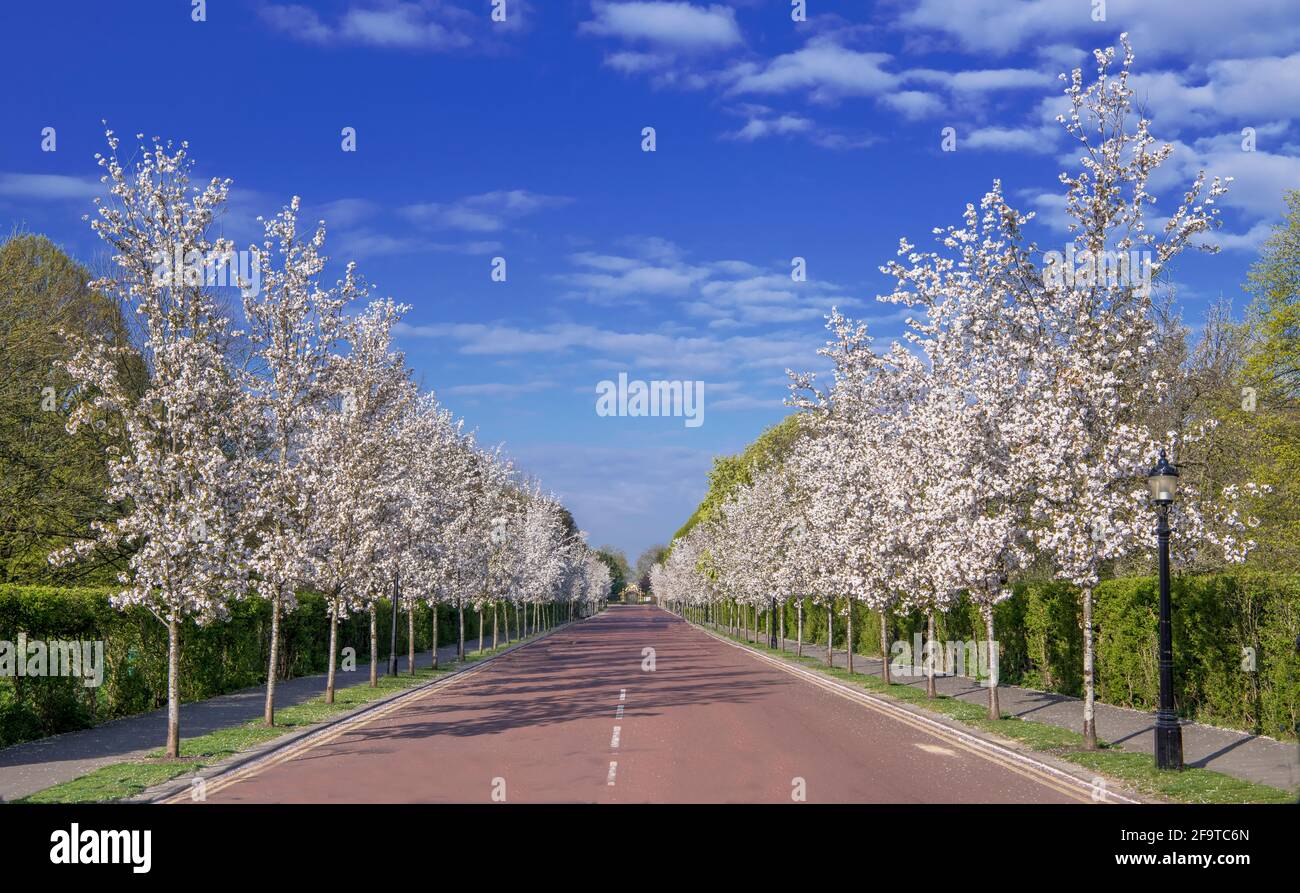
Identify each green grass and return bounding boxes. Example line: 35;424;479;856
18;657;479;804
1061;750;1295;804
711;625;1296;805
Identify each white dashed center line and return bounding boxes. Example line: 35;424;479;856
606;761;618;786
611;726;621;748
619;688;626;701
615;704;624;719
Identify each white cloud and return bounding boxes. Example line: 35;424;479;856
441;380;555;398
604;50;673;73
313;197;381;227
898;0;1300;59
0;173;103;201
1129;53;1300;133
401;189;571;232
552;239;858;326
260;1;528;51
880;90;945;120
965;124;1057;153
1151;133;1300;221
339;4;471;49
259;4;334;43
335;230;502;258
725;112;814;141
580;1;743;51
907;67;1053;92
398;318;825;379
1202;220;1278;253
726;39;899;101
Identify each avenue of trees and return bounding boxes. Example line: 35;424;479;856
654;39;1299;744
0;131;610;756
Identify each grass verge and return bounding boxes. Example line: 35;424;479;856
16;640;530;804
708;625;1295;805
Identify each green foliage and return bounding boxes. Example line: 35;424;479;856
21;663;452;803
1244;189;1300;399
0;233;143;585
673;414;804;544
715;621;1293;803
595;547;631;598
763;570;1298;740
0;584;482;747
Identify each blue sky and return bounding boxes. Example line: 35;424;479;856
2;1;1297;560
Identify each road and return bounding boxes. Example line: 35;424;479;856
193;605;1092;804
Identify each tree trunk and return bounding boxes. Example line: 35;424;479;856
493;602;499;649
388;578;399;676
983;602;999;720
431;603;439;669
458;601;465;661
326;599;338;704
826;600;834;667
369;605;378;687
263;592;282;726
925;612;937;698
408;602;416;675
797;599;803;657
478;607;484;654
166;615;180;759
846;599;854;675
1082;585;1097;748
779;601;786;653
880;607;891;685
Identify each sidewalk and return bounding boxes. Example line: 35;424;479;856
0;639;495;802
725;624;1299;792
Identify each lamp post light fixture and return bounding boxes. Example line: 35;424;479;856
1147;449;1183;770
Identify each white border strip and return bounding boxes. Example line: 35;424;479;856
690;619;1142;804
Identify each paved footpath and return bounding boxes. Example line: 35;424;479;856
728;623;1300;792
193;606;1103;803
0;639;492;802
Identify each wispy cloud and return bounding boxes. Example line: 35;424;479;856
401;190;571;233
260;0;531;51
0;173;103;201
580;1;743;52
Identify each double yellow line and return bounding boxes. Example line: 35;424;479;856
696;622;1139;804
162;631;568;804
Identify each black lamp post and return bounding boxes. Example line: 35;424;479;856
1147;449;1183;770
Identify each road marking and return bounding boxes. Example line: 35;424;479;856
606;761;618;786
915;742;957;757
615;704;624;718
160;619;594;804
611;726;621;748
685;617;1140;804
619;688;626;701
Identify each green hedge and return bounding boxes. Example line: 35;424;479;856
761;571;1299;740
0;586;493;747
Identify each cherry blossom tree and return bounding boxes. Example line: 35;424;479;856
240;197;353;725
1019;37;1232;747
306;296;413;699
53;130;253;757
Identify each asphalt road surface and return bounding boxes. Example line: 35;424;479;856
193;605;1091;804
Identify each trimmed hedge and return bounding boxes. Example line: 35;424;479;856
0;586;492;747
764;571;1299;740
